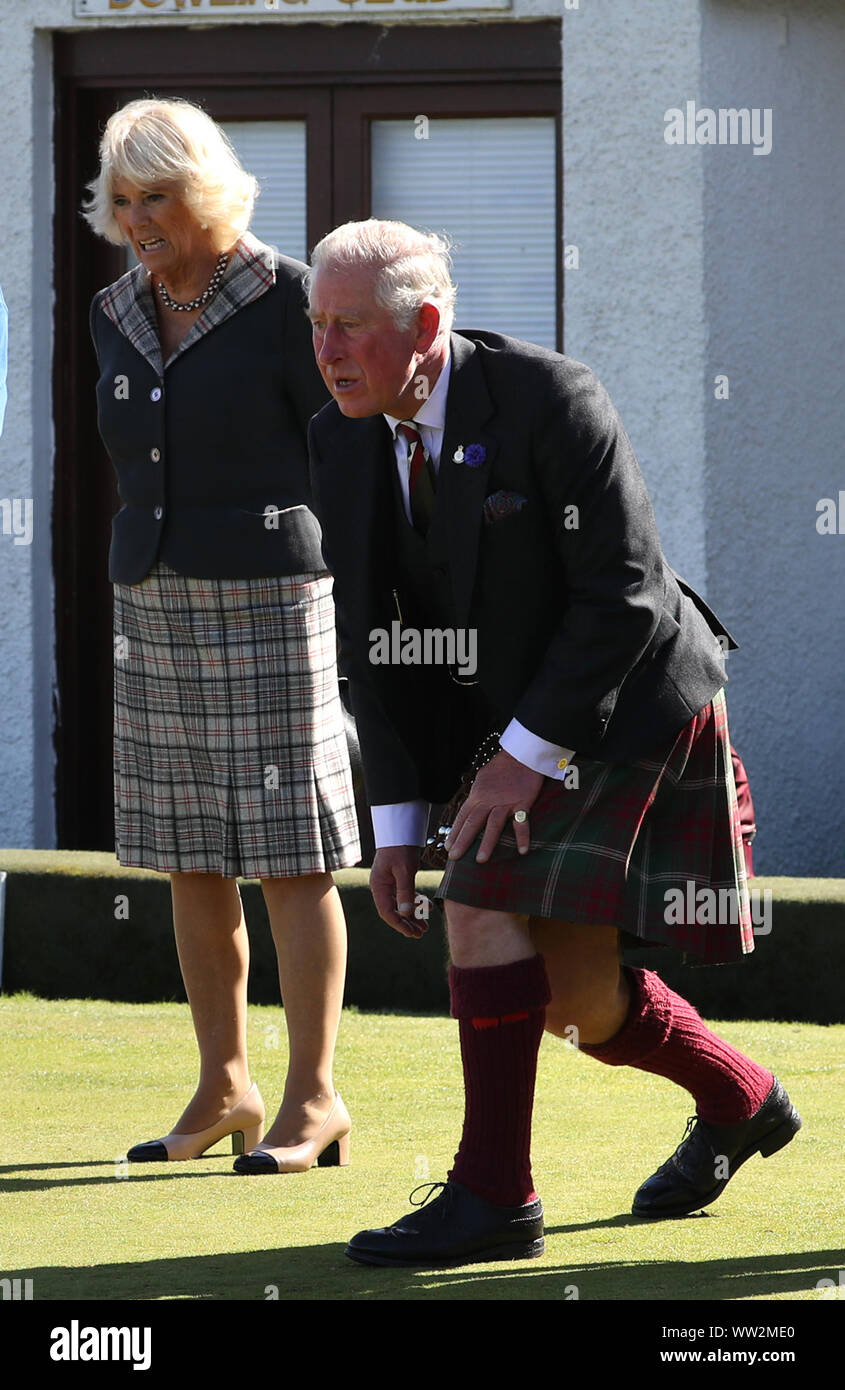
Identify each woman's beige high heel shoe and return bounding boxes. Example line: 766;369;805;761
233;1092;351;1174
127;1082;265;1161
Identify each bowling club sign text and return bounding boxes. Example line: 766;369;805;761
74;0;511;17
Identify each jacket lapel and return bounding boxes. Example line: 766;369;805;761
167;232;277;361
98;233;278;376
442;333;498;629
100;263;163;377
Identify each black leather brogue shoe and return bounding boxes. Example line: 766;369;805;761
345;1180;545;1268
632;1077;802;1219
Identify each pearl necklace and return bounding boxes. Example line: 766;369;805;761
156;252;229;312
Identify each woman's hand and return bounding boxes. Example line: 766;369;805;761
445;749;545;863
370;846;427;939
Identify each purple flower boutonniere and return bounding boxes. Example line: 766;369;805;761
453;443;487;467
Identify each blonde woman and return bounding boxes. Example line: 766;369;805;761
85;98;359;1173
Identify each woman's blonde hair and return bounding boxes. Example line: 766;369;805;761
82;98;257;250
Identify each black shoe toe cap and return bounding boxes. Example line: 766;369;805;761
126;1141;169;1162
232;1152;278;1174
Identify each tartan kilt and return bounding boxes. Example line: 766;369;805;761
436;687;753;964
112;561;362;878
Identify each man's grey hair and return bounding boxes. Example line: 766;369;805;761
308;219;457;334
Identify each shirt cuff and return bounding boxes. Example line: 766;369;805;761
371;801;431;849
500;719;576;780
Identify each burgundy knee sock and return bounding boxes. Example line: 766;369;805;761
579;966;773;1125
448;954;551;1206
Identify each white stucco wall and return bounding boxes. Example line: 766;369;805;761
700;0;845;875
0;10;57;849
562;0;707;588
565;0;845;874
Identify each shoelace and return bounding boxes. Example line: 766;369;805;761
669;1116;698;1163
409;1181;450;1212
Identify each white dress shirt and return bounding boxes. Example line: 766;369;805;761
371;348;576;849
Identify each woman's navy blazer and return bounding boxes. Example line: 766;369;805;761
90;237;330;584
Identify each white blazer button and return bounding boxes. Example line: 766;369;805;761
150;447;161;462
150;387;162;402
154;505;163;520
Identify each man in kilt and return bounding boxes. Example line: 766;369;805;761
306;219;801;1268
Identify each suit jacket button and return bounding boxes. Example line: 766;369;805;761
154;505;164;520
150;387;162;402
150;447;161;462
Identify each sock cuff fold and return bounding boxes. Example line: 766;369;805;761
449;953;551;1020
578;966;675;1065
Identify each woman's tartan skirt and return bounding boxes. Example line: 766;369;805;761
436;688;753;964
112;562;362;878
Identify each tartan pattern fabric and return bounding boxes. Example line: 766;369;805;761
112;562;361;878
98;231;276;378
437;688;754;964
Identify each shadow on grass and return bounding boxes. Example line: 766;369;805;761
0;1165;761;1206
6;1245;844;1302
0;1159;253;1192
0;1162;110;1174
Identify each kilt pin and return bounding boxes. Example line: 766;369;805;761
309;323;801;1268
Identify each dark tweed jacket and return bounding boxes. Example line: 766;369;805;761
90;234;330;584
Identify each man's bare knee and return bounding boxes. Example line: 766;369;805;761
444;899;533;969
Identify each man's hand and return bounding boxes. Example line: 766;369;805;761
369;845;427;939
445;749;545;863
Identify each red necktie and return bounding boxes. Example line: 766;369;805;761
398;421;436;535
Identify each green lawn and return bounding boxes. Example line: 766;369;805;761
1;995;842;1301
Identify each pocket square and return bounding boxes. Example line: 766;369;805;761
483;490;529;526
